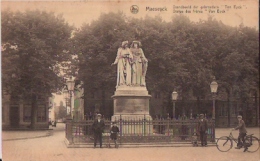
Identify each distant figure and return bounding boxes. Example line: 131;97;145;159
51;120;56;127
109;122;120;148
111;41;133;87
198;114;208;147
181;114;187;120
232;115;248;152
92;114;105;148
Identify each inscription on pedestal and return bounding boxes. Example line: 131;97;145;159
114;98;149;114
112;87;152;120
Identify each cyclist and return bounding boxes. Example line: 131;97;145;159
231;115;248;152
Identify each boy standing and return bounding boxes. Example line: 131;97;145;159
110;122;120;148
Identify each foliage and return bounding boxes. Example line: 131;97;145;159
2;9;73;96
72;12;259;113
56;101;67;119
2;10;258;118
1;9;73;128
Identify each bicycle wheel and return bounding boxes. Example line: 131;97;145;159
245;136;260;153
216;136;233;152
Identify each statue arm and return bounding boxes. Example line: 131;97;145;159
140;48;148;62
112;48;121;65
127;48;133;59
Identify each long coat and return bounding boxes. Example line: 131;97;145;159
198;119;208;132
92;119;105;134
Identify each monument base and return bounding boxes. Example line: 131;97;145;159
111;86;153;135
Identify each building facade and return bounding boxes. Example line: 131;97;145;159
82;89;259;127
2;93;49;129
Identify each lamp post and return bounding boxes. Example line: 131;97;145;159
171;91;178;119
66;77;75;117
210;78;218;120
63;88;69;115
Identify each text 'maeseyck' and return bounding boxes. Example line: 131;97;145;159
146;7;167;12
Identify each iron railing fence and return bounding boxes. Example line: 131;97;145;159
65;115;215;146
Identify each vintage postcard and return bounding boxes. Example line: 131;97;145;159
1;0;259;161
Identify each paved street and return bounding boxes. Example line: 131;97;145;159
2;123;260;161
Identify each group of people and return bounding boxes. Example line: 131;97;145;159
111;41;148;87
92;114;119;148
92;113;248;151
194;114;248;152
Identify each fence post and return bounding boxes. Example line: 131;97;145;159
167;114;170;136
190;121;194;140
144;114;146;136
119;115;122;145
66;118;73;144
213;120;215;142
72;119;74;144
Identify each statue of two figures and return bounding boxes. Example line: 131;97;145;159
111;41;148;88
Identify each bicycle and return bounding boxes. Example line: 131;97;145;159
216;131;259;152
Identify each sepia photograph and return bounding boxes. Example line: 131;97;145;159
1;0;259;161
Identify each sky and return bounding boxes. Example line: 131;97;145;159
1;0;259;29
1;0;259;105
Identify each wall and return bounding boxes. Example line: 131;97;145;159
2;93;49;129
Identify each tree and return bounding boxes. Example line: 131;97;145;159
2;9;73;128
57;101;67;120
71;13;259;118
72;12;136;114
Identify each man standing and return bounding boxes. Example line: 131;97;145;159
232;115;248;152
92;114;105;148
198;114;208;147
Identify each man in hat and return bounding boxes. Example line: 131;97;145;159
92;114;105;148
198;114;208;146
232;115;248;152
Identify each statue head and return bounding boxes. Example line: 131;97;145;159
121;41;128;48
131;41;142;48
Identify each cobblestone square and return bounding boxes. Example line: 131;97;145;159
2;124;260;161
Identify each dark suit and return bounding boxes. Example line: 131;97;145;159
198;118;208;146
92;119;105;148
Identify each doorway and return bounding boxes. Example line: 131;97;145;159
10;105;20;128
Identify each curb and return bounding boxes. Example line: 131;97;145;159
3;131;53;141
64;139;216;148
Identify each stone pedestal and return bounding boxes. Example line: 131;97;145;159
111;86;153;135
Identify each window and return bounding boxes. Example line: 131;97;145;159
37;105;46;122
23;105;31;122
219;106;228;117
231;102;238;116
